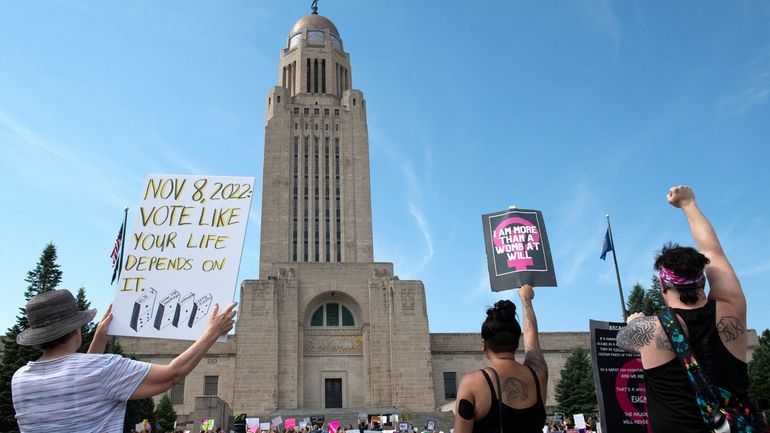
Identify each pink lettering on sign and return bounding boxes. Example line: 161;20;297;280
493;217;541;270
614;357;651;432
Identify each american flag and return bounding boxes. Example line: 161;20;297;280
111;220;125;284
110;223;123;265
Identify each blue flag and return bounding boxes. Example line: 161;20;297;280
600;228;613;260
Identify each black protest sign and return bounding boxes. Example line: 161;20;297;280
589;320;650;433
481;208;557;291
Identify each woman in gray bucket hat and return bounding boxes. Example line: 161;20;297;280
15;289;97;348
12;288;237;433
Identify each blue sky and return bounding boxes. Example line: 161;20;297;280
1;1;769;337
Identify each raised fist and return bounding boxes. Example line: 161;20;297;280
667;185;696;208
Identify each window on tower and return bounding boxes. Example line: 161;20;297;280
330;34;342;51
288;33;301;50
307;30;324;46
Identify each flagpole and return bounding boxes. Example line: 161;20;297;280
118;207;128;273
606;214;628;320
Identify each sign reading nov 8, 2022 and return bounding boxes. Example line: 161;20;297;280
110;174;255;341
482;208;557;291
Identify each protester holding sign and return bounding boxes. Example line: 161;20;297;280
616;185;764;432
454;284;547;433
11;289;236;432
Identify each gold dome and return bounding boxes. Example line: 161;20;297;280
290;14;339;37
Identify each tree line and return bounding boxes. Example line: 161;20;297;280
0;243;177;433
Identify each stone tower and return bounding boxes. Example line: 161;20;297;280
234;6;436;414
259;10;372;277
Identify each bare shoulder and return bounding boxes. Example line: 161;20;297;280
617;316;660;353
457;369;487;393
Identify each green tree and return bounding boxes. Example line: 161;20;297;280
0;243;63;433
75;286;97;353
154;394;177;432
555;347;598;418
126;396;156;433
642;275;666;315
749;329;770;420
626;283;646;314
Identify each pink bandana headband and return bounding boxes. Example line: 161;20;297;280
659;266;706;287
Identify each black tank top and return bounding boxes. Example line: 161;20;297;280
644;300;749;433
473;366;546;433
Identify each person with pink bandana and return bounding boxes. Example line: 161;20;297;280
616;185;755;432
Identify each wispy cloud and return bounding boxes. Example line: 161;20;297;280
0;109;133;214
718;44;770;117
369;119;436;273
741;260;770;277
572;0;623;57
408;201;434;270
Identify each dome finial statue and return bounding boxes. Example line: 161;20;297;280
311;0;318;15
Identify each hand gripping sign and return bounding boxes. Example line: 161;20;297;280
481;208;557;291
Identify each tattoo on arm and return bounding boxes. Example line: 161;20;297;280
717;316;745;343
655;334;672;351
616;317;657;353
503;377;528;403
521;301;548;378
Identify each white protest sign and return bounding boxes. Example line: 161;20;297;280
246;417;260;432
260;423;271;431
110;174;255;340
574;413;586;430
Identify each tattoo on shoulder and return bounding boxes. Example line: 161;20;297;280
617;317;657;352
503;377;528;402
655;334;672;351
717;316;745;343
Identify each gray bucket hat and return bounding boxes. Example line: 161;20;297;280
16;289;97;346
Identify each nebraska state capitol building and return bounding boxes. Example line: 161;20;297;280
116;6;759;429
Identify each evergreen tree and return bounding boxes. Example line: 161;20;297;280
126;396;156;433
0;243;63;433
643;275;666;315
555;347;598;418
626;283;646;314
75;286;97;352
749;329;770;419
154;394;177;432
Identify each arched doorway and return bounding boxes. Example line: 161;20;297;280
301;292;365;409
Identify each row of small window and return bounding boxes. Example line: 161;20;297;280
295;107;340;116
297;123;339;131
169;375;219;404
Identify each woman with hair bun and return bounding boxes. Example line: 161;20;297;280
454;284;547;433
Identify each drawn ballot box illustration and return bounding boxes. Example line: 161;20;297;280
130;288;158;332
173;292;213;328
190;294;213;327
153;290;181;330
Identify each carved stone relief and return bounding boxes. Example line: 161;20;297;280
401;287;415;314
304;335;363;355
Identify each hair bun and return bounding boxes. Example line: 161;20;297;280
486;300;516;324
